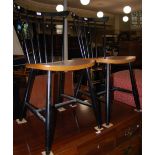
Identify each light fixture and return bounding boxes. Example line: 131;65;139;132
84;17;88;21
80;0;90;5
36;12;42;16
97;11;104;18
122;16;129;22
123;5;131;14
17;5;21;10
56;4;64;12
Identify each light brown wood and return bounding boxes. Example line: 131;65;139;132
96;56;136;64
26;59;95;71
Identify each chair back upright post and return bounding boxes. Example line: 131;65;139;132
72;13;93;59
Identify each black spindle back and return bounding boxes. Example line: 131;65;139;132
71;13;109;58
72;13;93;58
14;4;70;64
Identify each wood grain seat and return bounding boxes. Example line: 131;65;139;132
26;59;95;71
96;56;136;64
93;55;141;127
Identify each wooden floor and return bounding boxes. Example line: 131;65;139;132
13;101;141;155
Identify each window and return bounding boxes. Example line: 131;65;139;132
131;10;142;30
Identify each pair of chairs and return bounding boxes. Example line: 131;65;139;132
14;6;141;155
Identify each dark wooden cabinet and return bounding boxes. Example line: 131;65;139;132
109;135;141;155
76;110;141;155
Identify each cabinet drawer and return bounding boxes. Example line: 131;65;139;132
116;116;142;145
108;135;142;155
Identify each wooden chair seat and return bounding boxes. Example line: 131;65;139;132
96;56;136;64
26;59;95;71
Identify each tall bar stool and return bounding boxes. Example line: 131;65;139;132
96;56;142;128
14;6;102;155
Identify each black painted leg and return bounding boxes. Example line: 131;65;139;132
105;64;111;125
74;70;84;98
57;72;65;103
86;68;102;128
45;71;52;155
128;63;141;110
19;69;35;121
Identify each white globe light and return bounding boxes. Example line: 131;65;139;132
36;12;42;16
123;16;129;22
80;0;90;5
17;5;21;10
56;4;64;12
97;11;104;18
123;6;131;14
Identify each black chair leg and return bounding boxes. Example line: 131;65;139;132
45;71;53;155
74;70;84;98
128;63;141;110
105;64;111;125
57;72;65;103
19;69;35;121
86;68;102;129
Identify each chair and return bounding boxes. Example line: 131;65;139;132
14;6;102;155
96;56;141;128
71;13;113;128
71;13;141;129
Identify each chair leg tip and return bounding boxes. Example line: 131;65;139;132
42;151;54;155
102;123;113;128
16;118;27;124
57;107;66;112
94;126;104;134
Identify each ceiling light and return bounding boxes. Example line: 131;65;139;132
122;16;129;22
56;4;64;12
97;11;104;18
17;5;21;10
80;0;90;5
36;12;42;16
123;6;131;14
